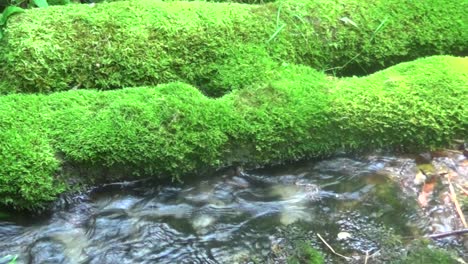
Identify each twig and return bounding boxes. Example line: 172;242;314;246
456;183;468;195
369;249;381;258
448;178;467;228
425;228;468;239
317;233;351;261
364;250;370;264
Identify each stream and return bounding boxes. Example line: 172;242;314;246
1;153;466;263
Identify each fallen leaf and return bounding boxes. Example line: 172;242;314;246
418;191;430;207
460;159;468;167
418;180;436;207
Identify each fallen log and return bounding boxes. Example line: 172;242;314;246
0;55;466;210
0;0;466;94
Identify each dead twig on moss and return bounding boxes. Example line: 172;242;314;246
456;183;468;196
317;233;351;261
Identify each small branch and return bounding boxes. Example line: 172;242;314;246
425;229;468;239
369;249;381;258
456;183;468;195
448;178;468;228
364;250;370;264
317;233;351;261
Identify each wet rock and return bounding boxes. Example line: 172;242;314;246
416;152;433;164
99;195;140;211
28;237;69;264
86;211;136;243
85;244;133;264
337;231;352;241
191;214;216;233
279;209;312;225
227;176;250;188
139;203;193;220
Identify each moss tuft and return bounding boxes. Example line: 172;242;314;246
396;240;458;264
0;0;466;94
287;241;324;264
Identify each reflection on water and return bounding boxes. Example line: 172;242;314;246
0;156;428;263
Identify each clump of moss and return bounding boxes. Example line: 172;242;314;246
329;55;468;153
395;240;458;264
0;0;466;94
0;96;64;210
287;241;324;264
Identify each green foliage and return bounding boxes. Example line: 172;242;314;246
0;0;466;94
32;0;48;7
0;56;466;210
0;255;17;264
163;0;276;3
0;95;64;209
287;241;324;264
0;6;23;39
329;56;468;152
0;6;23;25
394;240;457;264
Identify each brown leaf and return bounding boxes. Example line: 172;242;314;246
417;181;436;208
460;159;468;167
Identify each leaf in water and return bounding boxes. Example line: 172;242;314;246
417;179;437;208
33;0;49;8
460;159;468;167
339;17;358;28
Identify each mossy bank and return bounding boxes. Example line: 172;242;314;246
0;55;466;210
0;0;466;94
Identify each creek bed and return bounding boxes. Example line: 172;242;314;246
0;153;466;263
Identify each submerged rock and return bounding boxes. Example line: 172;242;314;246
28;237;69;264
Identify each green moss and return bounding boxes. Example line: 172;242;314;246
329;56;468;152
0;93;65;209
0;56;466;209
398;248;457;264
287;241;324;264
395;240;458;264
0;0;466;94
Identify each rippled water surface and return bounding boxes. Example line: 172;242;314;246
0;155;444;263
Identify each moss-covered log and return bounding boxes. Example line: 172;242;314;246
0;55;466;210
0;0;466;94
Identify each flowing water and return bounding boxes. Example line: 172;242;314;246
0;154;465;263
